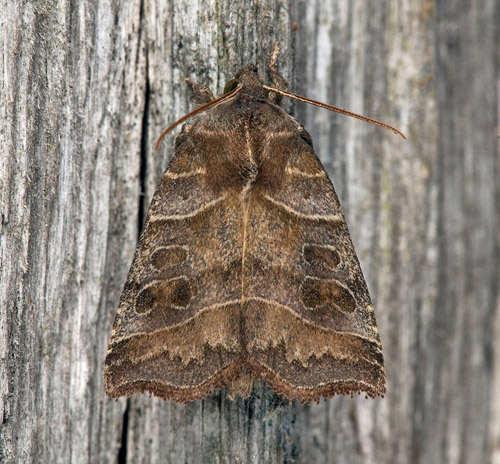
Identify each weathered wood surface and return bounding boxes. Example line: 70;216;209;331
1;1;499;463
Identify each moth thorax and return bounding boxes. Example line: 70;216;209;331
239;123;260;192
234;158;258;197
240;161;259;184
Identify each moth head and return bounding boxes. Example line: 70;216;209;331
225;66;276;103
234;64;262;91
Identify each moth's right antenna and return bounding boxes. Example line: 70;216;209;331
262;85;407;140
155;84;243;150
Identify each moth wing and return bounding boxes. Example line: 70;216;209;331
245;138;385;402
104;136;243;402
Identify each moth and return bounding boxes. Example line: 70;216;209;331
104;57;405;403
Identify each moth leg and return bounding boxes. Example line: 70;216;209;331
185;77;215;108
268;41;288;106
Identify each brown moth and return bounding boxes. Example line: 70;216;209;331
104;58;403;403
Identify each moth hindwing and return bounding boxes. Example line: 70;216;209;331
104;64;386;403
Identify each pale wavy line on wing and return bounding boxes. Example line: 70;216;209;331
149;195;226;221
110;363;383;396
110;299;241;345
264;194;341;221
285;166;327;178
165;168;207;179
111;295;380;349
110;363;232;392
249;358;385;391
247;296;382;347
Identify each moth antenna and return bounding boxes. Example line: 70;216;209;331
155;84;243;150
262;85;407;140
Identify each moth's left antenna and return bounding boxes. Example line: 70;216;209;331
155;84;243;150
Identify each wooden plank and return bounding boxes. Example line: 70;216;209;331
0;0;145;462
1;1;499;463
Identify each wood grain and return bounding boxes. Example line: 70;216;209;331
1;0;499;463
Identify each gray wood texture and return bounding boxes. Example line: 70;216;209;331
1;1;499;463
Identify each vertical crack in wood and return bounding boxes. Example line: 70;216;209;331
117;3;148;463
118;399;131;464
138;55;150;234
